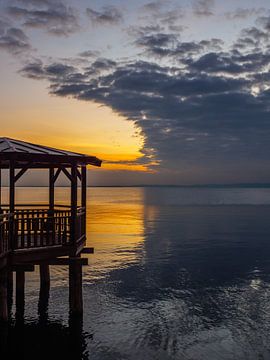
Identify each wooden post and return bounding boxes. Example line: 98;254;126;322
38;264;50;324
0;168;2;211
0;268;8;322
16;270;25;319
49;167;54;211
69;258;83;315
81;166;87;237
70;164;78;250
7;270;13;313
40;264;50;289
9;160;15;250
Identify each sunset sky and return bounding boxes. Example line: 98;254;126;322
1;0;270;185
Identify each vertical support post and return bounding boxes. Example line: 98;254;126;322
0;167;2;211
16;270;25;320
0;268;8;322
49;167;55;212
7;270;13;313
70;164;78;250
40;264;50;289
9;160;15;250
38;264;50;323
81;166;87;238
69;258;83;315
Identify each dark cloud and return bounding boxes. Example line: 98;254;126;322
78;50;100;58
20;43;270;177
141;1;166;13
134;29;223;58
86;6;123;25
192;0;215;17
7;1;79;36
15;5;270;181
135;32;177;48
0;18;31;54
225;8;266;20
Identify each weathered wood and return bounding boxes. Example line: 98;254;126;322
81;165;87;238
9;160;15;251
49;167;54;211
12;264;35;272
70;164;78;253
69;257;83;315
14;163;32;183
12;245;70;262
16;270;25;314
7;270;13;314
0;268;8;322
40;264;50;287
81;247;94;254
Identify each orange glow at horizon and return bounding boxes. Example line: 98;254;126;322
1;74;149;172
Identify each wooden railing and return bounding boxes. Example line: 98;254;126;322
0;205;86;254
13;209;71;249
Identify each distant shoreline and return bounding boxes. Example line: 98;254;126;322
2;184;270;189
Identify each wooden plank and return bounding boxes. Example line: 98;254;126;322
12;264;35;272
81;247;94;254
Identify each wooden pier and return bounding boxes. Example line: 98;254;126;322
0;137;101;322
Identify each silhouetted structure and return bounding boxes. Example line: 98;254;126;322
0;137;101;322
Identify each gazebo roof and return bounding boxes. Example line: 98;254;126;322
0;137;102;168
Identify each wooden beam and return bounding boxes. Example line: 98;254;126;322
81;247;94;254
61;166;73;182
12;264;35;272
14;163;32;183
53;167;62;183
13;257;88;266
76;168;82;181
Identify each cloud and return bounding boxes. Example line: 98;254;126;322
140;1;167;13
78;50;100;58
86;6;123;25
0;18;31;54
7;0;79;36
225;8;266;20
16;8;270;181
192;0;215;17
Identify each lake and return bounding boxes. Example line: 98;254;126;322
3;186;270;359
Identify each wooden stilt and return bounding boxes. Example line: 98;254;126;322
16;270;25;319
40;264;50;288
0;268;8;322
7;270;13;313
38;264;50;323
69;258;83;315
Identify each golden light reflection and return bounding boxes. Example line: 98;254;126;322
83;188;147;278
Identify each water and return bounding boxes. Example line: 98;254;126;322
3;186;270;359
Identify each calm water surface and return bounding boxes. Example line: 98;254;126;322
3;187;270;359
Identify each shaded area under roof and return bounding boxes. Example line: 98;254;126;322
0;137;102;168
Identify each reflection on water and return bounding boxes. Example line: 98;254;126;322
3;187;270;359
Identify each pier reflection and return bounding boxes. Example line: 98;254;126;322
0;315;89;360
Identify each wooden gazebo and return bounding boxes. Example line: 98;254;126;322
0;137;102;322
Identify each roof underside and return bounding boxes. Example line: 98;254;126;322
0;137;102;168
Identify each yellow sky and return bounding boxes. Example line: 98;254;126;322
1;67;146;171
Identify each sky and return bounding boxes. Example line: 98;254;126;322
1;0;270;185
